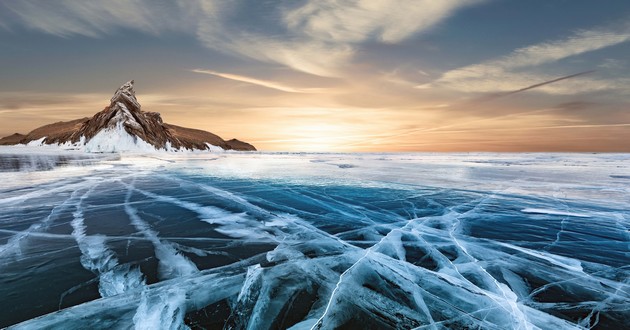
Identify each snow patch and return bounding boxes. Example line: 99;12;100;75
83;122;159;153
205;143;224;153
26;137;46;146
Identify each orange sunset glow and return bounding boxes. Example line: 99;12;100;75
0;1;629;151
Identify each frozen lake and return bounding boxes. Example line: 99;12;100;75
0;148;629;329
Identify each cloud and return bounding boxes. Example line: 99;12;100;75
444;24;630;79
235;0;482;75
0;0;486;76
430;21;630;94
284;0;483;44
552;101;596;111
194;27;354;76
191;69;326;93
0;0;192;37
598;58;627;70
533;123;630;129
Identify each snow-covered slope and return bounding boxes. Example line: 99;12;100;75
83;121;160;153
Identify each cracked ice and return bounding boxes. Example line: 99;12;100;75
0;149;628;329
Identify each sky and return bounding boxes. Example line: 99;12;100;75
0;0;629;152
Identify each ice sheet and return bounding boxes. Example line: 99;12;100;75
0;150;628;329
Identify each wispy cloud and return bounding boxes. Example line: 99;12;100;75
284;0;483;44
194;29;354;76
443;24;630;79
192;0;486;76
430;21;630;94
191;69;326;93
0;0;192;37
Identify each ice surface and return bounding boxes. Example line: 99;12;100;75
71;186;145;297
0;150;628;329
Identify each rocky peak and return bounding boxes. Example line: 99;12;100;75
68;80;175;149
106;80;146;131
110;80;141;113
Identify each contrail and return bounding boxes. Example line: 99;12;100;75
504;70;596;96
477;70;596;102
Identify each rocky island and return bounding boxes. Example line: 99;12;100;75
0;81;256;152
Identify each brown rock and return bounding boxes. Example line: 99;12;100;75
225;139;257;151
0;133;26;145
0;118;89;145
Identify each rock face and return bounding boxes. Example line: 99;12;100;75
0;81;256;152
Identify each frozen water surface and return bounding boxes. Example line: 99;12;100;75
0;147;628;329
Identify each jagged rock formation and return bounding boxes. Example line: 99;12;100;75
0;81;256;152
